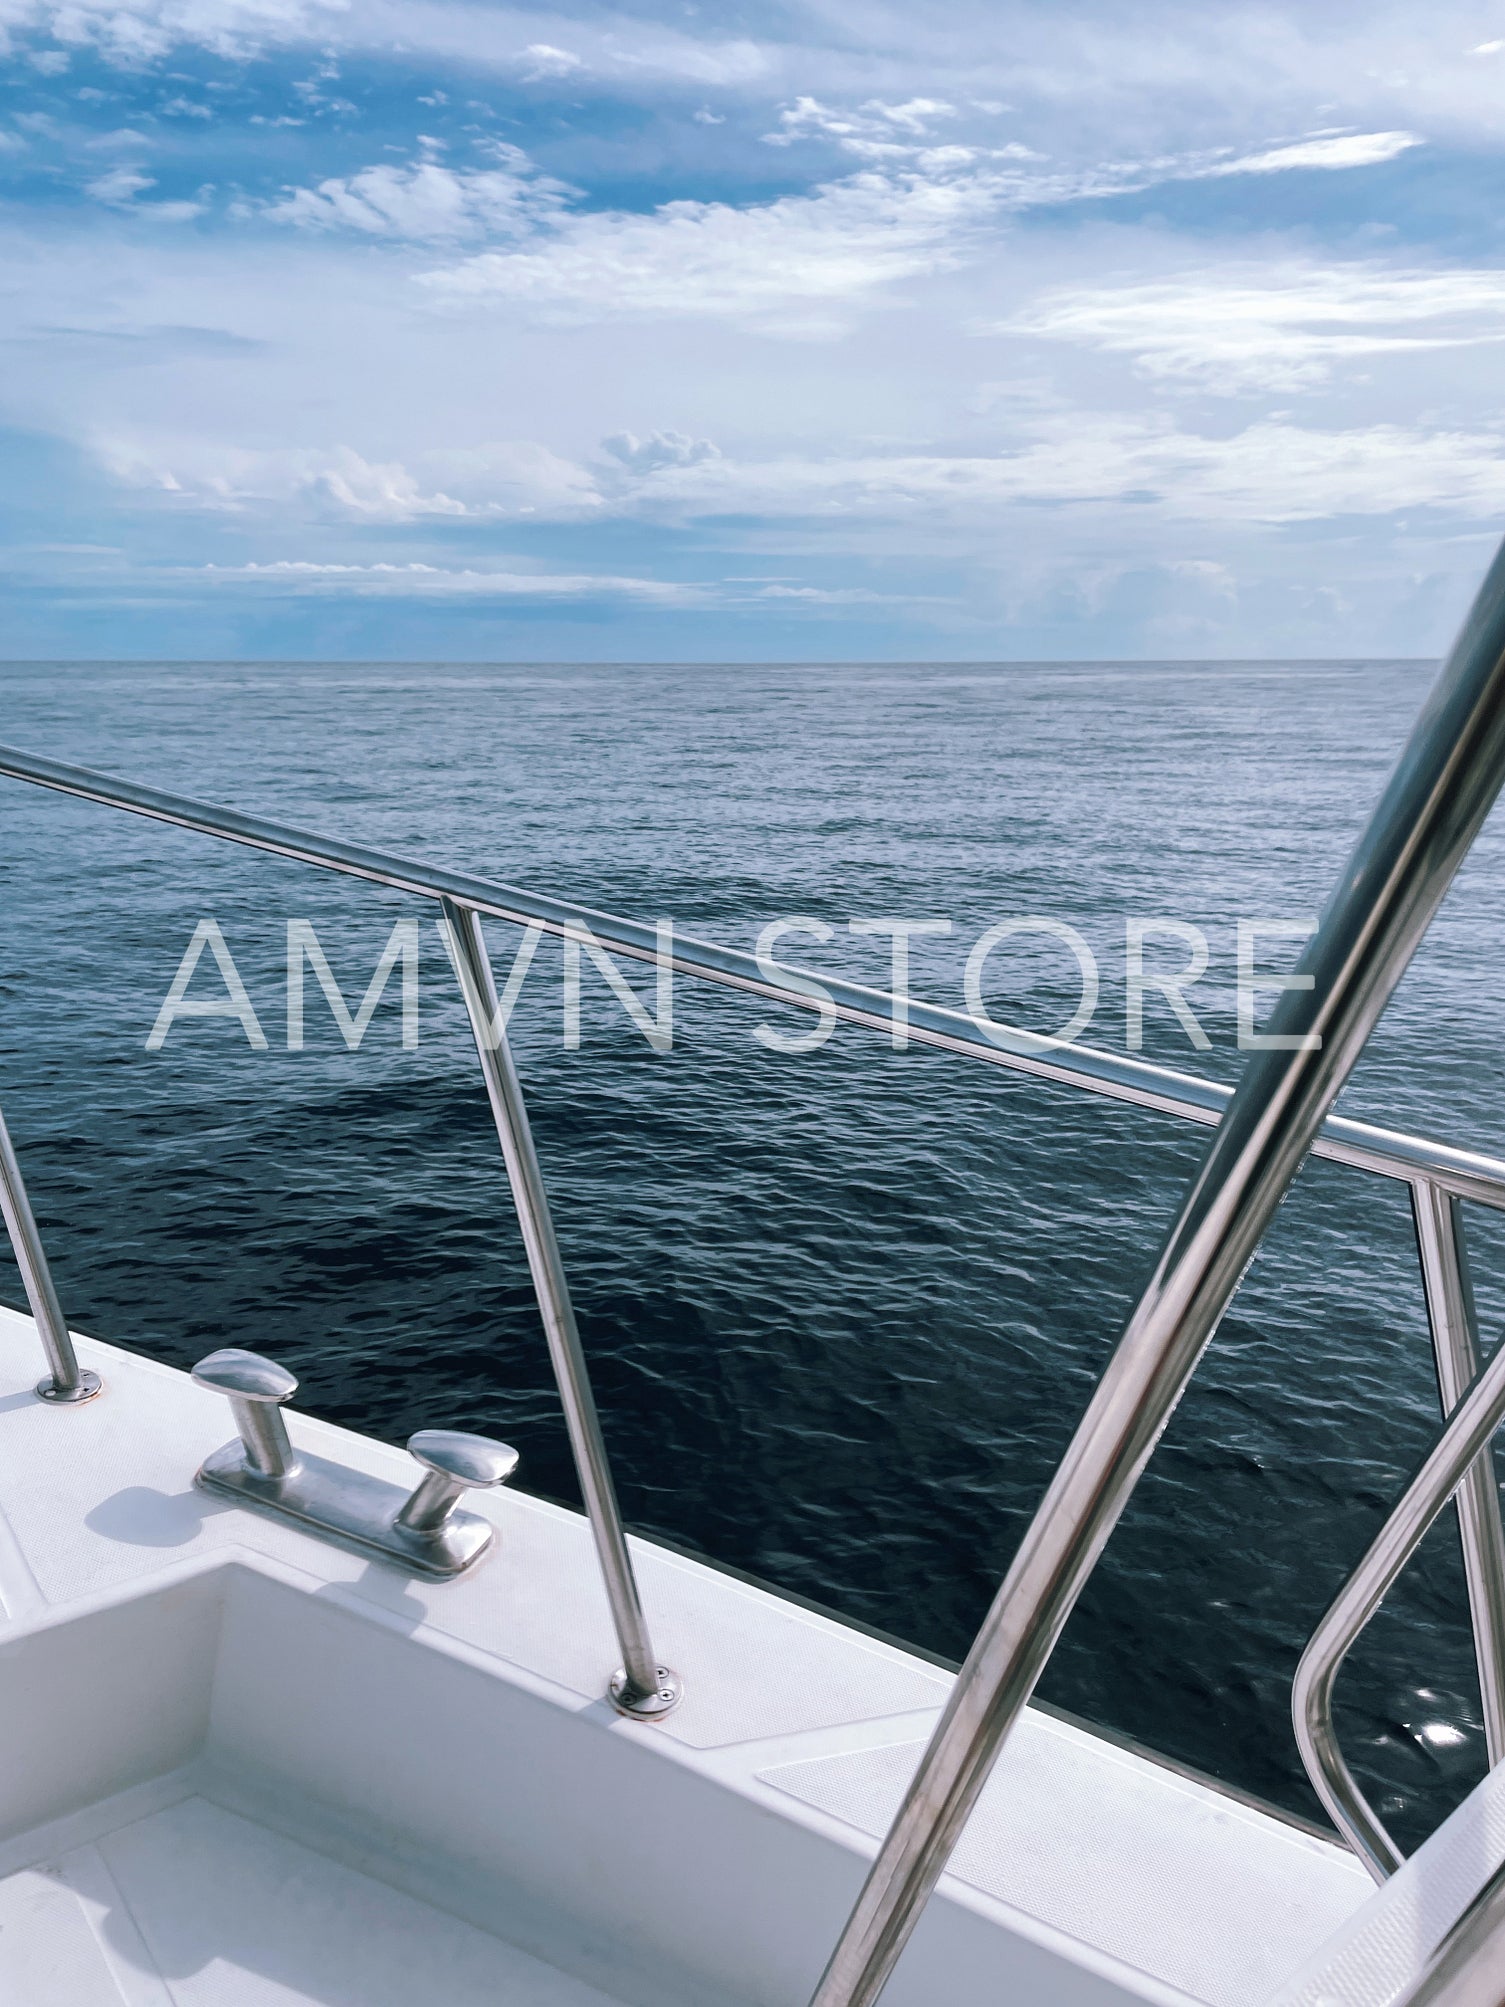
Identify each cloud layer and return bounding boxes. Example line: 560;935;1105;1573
1000;262;1505;390
0;3;1502;656
258;147;572;239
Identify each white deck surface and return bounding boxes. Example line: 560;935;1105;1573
0;1796;626;2006
1271;1718;1505;2007
0;1304;1374;2007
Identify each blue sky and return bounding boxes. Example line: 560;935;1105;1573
2;1;1505;659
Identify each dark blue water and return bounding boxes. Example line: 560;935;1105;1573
3;657;1505;1848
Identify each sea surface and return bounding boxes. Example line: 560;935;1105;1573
3;656;1505;1849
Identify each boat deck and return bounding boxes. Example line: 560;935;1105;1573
0;1305;1372;2007
0;1793;625;2006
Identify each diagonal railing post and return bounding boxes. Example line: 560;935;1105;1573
807;535;1505;2006
0;1101;100;1404
440;895;680;1719
1412;1178;1505;1766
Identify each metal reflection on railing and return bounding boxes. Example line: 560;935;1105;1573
1293;1317;1505;1880
1412;1182;1505;1770
440;896;680;1719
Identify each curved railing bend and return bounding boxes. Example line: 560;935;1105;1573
1294;1327;1505;1879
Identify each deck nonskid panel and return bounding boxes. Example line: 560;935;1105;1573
0;1306;1369;2006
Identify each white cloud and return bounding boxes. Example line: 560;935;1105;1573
72;126;204;217
297;450;467;518
194;559;913;607
0;0;1488;165
519;42;581;79
1159;418;1505;520
201;559;703;602
1206;129;1421;174
997;261;1505;389
106;441;466;517
420;438;602;512
0;0;768;84
874;97;958;134
408;122;1429;336
418;164;1004;334
0;0;343;62
602;429;720;474
763;92;1415;185
752;583;914;602
766;95;965;159
607;415;1505;525
124;414;1498;537
257;150;571;240
103;439;600;519
86;163;154;203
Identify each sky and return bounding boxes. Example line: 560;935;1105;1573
2;1;1505;659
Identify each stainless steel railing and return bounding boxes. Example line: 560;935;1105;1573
1293;1233;1505;1879
1411;1182;1505;1767
1;535;1505;1991
805;534;1505;2006
440;896;680;1715
0;758;689;1714
0;1104;100;1404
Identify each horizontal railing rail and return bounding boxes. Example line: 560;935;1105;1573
3;742;1505;1207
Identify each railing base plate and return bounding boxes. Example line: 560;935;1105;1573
36;1370;102;1405
609;1665;683;1719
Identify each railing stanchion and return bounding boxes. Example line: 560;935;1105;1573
440;896;680;1719
1412;1178;1505;1766
0;1101;100;1404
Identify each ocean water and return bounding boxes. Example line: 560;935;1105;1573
3;655;1505;1848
